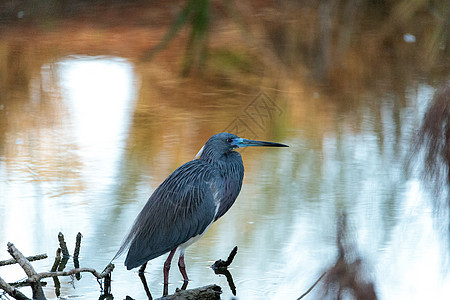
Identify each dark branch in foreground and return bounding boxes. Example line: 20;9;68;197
155;284;222;300
211;246;238;270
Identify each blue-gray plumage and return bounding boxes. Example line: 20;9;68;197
114;132;288;286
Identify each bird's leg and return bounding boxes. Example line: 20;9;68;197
178;252;189;282
163;248;177;285
139;262;147;274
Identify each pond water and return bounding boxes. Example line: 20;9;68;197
0;8;449;300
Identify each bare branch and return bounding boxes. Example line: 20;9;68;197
0;254;47;267
28;263;115;282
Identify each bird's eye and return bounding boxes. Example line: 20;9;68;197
227;138;233;144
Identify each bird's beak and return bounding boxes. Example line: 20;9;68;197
232;138;289;148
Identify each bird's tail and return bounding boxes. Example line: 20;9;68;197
101;225;136;274
101;239;130;273
111;227;136;261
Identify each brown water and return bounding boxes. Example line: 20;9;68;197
0;3;449;299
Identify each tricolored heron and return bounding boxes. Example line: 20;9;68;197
114;132;288;286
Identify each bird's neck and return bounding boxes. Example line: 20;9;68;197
200;150;242;171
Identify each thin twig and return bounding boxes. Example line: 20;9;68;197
0;254;48;267
297;271;327;300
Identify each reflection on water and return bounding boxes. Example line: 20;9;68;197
0;57;139;296
0;4;449;299
57;56;137;193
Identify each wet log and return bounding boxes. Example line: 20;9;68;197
156;284;222;300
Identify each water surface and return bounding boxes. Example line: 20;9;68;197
0;9;449;299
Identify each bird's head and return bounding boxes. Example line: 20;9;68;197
195;132;288;159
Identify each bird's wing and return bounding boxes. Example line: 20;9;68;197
118;160;220;270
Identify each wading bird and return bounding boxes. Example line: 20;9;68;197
114;132;288;287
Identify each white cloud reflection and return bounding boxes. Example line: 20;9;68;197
58;56;138;189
